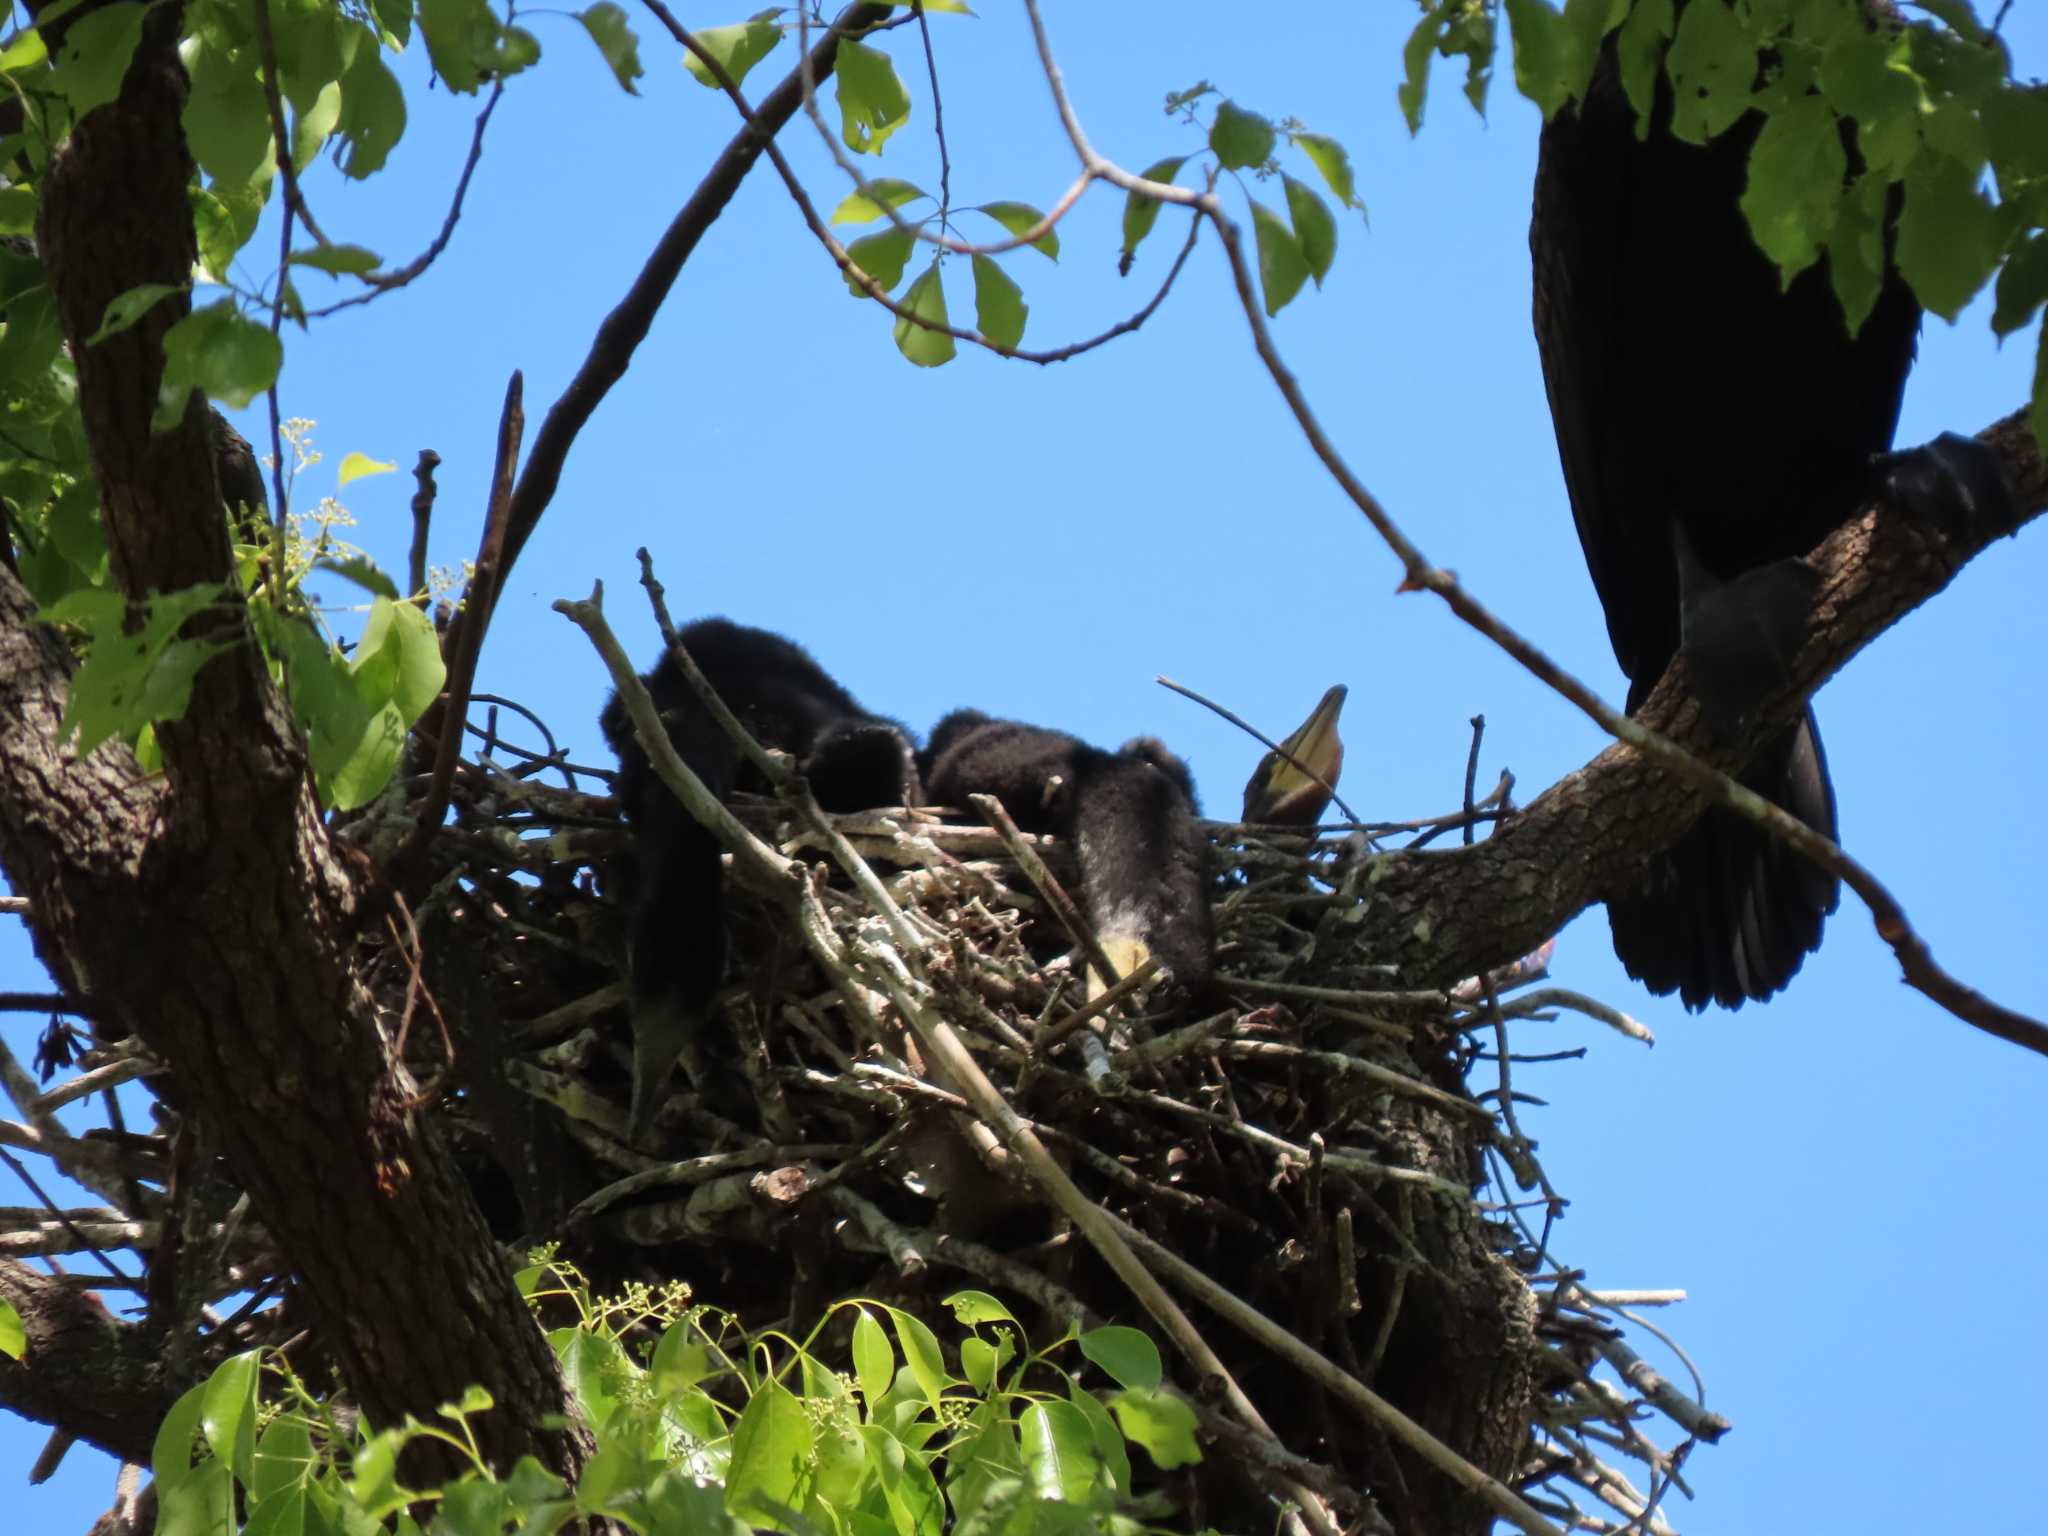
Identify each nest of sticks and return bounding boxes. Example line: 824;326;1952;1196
2;692;1728;1536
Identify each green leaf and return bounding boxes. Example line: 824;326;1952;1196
0;185;35;236
976;201;1058;259
49;2;144;119
1249;197;1309;317
335;45;407;180
0;1299;22;1360
0;287;61;383
250;1414;316;1506
725;1380;811;1528
155;1462;234;1536
851;1307;893;1409
337;450;398;487
1210;99;1275;171
1120;155;1187;261
290;79;344;172
682;14;783;90
1065;1380;1131;1494
183;42;275;190
1283;175;1336;286
1398;2;1451;134
371;0;414;48
153;1382;208;1482
0;28;48;69
289;244;382;277
1816;26;1921;125
44;583;230;758
1504;0;1571;120
1019;1399;1102;1504
858;1422;945;1536
419;0;513;94
154;301;283;430
830;177;927;225
891;260;954;368
1108;1385;1200;1470
1896;150;2005;320
1666;0;1754;145
1992;232;2048;338
1292;132;1358;209
200;1349;261;1485
1616;0;1674;138
358;596;445;723
193;179;271;283
1078;1324;1162;1390
969;254;1026;350
1827;171;1888;335
88;283;182;347
1560;0;1628;103
843;226;914;296
312;555;400;601
943;1290;1018;1327
1739;94;1845;285
836;40;911;155
890;1308;952;1409
577;3;642;93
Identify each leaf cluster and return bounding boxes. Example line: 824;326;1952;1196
1404;0;2048;445
148;1256;1204;1536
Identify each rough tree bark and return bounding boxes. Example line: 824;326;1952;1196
0;3;588;1482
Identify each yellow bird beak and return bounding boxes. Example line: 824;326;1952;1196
1241;684;1347;825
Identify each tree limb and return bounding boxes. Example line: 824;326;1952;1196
1342;410;2047;1038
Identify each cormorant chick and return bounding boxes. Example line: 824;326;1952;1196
1241;684;1347;826
1530;9;2011;1009
600;619;917;1142
921;710;1213;994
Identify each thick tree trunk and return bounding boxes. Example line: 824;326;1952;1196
0;7;587;1481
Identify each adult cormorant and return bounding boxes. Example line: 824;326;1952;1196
1531;14;2002;1008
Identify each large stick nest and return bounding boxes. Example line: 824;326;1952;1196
5;703;1720;1536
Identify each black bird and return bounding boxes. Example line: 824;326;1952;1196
1530;13;2008;1009
600;619;918;1141
921;710;1213;996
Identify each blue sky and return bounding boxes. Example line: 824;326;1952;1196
3;4;2045;1531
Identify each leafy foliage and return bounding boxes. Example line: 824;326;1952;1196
1406;0;2048;445
152;1257;1203;1535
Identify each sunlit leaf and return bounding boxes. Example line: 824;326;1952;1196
338;451;399;487
577;2;642;93
0;1300;22;1360
336;45;406;179
892;260;954;368
1896;149;2005;320
831;178;926;224
289;244;382;276
843;226;914;296
49;2;145;119
970;254;1025;350
1739;94;1845;284
153;301;282;429
1292;131;1358;208
1249;197;1309;316
1121;154;1187;261
976;200;1058;259
682;14;782;91
1210;99;1275;170
1283;174;1336;286
1666;0;1754;144
836;39;911;155
1078;1325;1162;1390
87;283;184;346
1109;1385;1201;1469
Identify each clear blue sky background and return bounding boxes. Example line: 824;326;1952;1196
3;4;2044;1531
